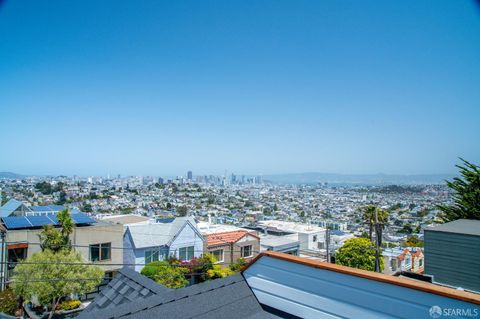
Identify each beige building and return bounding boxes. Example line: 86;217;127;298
4;220;124;282
205;230;260;267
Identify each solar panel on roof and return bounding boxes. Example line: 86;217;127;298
2;213;94;230
46;214;58;224
2;216;32;229
28;215;57;227
72;213;95;224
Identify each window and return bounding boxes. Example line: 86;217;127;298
145;250;160;264
211;249;224;263
90;243;111;261
313;235;317;242
241;245;253;258
419;259;423;267
179;246;194;261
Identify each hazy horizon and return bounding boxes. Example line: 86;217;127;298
1;1;479;176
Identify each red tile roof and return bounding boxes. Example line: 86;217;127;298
206;230;259;247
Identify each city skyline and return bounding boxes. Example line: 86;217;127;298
1;1;479;176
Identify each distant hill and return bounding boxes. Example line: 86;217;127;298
0;172;26;179
263;172;453;185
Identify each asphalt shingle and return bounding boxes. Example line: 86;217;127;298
81;267;171;314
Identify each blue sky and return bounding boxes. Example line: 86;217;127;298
1;0;479;176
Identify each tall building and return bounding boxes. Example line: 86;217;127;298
187;171;193;181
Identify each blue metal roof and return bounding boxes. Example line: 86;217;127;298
0;199;31;217
30;205;65;212
1;213;95;230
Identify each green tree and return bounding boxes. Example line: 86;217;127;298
400;224;413;234
176;205;188;217
437;159;480;222
38;209;73;252
336;237;383;272
362;205;389;242
12;250;103;319
403;235;424;248
141;261;189;289
35;182;53;195
82;203;93;212
1;191;8;206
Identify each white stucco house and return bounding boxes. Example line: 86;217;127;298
123;217;204;272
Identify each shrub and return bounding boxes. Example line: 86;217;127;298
141;261;189;289
60;300;81;311
229;257;247;272
0;288;17;315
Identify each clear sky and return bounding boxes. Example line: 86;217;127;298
1;0;479;176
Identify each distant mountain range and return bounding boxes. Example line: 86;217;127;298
0;172;26;179
263;172;453;185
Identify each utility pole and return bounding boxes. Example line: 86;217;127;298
325;226;330;263
0;230;5;291
374;209;381;273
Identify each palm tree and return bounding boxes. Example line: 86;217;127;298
362;205;376;241
57;209;73;249
39;209;74;252
362;205;389;243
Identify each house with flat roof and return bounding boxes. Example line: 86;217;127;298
259;235;300;255
424;219;480;292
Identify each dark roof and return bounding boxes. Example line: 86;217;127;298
82;267;171;314
80;273;280;319
425;219;480;236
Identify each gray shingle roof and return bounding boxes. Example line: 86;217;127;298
82;267;171;314
126;217;201;249
81;274;280;319
425;219;480;236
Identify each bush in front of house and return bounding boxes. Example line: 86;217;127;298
60;300;81;311
0;288;17;315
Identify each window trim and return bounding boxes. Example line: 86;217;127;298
145;249;160;264
179;246;195;261
89;242;112;262
241;245;253;258
211;249;224;263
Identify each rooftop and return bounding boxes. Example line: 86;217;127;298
206;230;259;246
245;251;480;305
257;220;325;234
259;235;300;248
425;219;480;236
126;217;200;249
82;267;171;314
102;214;150;225
79;274;281;319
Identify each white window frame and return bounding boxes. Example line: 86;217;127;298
211;249;224;263
145;249;160;264
179;246;195;261
241;245;253;258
